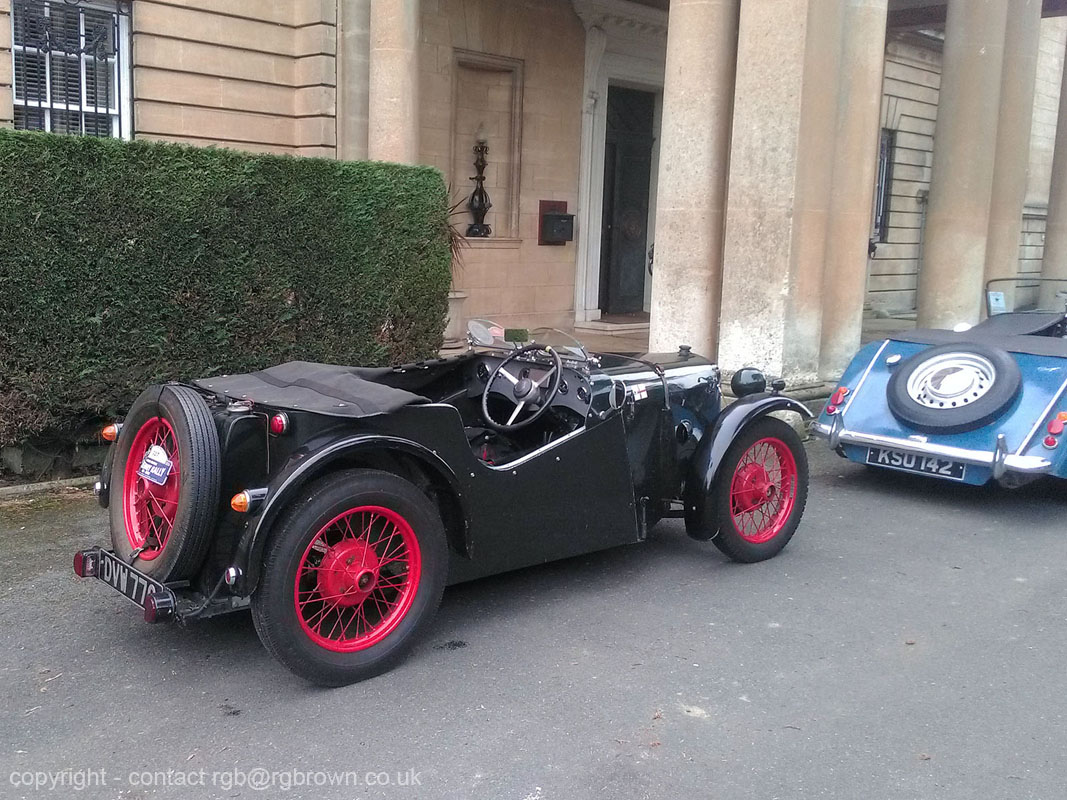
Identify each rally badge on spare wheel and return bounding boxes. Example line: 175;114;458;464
137;444;173;486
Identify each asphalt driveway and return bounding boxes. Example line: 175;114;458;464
1;443;1065;799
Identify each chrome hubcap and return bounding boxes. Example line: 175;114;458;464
906;352;996;409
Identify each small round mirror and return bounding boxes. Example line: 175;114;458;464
609;379;627;410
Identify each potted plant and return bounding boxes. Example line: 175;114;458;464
443;192;470;349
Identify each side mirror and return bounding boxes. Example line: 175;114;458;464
609;379;627;410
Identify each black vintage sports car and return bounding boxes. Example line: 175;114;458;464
74;322;812;685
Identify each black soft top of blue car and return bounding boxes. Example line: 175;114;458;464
893;311;1067;359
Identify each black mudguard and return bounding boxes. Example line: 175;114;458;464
683;393;812;541
233;434;471;595
97;443;116;509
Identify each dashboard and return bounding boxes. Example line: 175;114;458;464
470;354;594;420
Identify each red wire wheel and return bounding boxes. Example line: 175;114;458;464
252;469;449;686
122;417;181;560
728;437;798;544
708;416;808;563
293;506;422;652
108;384;221;581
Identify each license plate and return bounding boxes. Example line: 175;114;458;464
87;549;166;608
865;447;967;481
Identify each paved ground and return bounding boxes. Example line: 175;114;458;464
1;443;1066;800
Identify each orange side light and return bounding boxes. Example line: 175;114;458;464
101;423;120;442
1057;411;1067;423
230;491;251;513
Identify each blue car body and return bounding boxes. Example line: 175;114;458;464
813;313;1067;487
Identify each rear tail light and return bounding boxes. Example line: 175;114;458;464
1049;419;1064;436
101;422;122;442
269;413;290;435
73;550;97;578
826;387;849;415
144;591;176;624
1044;435;1058;449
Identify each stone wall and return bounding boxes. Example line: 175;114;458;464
419;0;585;329
867;34;940;315
869;18;1066;315
131;0;337;156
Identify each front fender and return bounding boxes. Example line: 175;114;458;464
683;393;812;540
232;434;471;595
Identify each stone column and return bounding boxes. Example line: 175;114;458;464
648;0;740;356
1041;33;1067;296
818;0;888;379
916;0;1010;328
367;0;419;163
717;0;845;384
574;24;608;323
338;0;371;161
983;0;1042;311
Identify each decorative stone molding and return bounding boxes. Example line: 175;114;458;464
571;0;668;38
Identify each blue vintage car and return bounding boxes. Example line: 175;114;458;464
813;279;1067;488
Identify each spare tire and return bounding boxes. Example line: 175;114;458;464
886;342;1021;434
108;384;221;581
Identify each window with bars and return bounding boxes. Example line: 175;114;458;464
872;128;896;244
11;0;131;138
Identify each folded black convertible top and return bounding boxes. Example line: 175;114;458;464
891;326;1067;359
194;361;429;418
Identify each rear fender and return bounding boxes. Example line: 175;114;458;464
683;394;812;540
233;434;470;596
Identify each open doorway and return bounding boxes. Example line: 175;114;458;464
598;86;655;319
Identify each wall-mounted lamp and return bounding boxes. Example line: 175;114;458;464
466;123;492;237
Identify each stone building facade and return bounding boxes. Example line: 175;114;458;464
3;0;1067;385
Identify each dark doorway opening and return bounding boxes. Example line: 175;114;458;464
599;86;655;316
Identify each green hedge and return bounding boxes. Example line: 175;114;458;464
0;131;451;446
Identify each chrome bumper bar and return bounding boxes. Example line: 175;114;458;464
812;420;1052;478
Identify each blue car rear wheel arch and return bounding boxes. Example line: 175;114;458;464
885;342;1021;434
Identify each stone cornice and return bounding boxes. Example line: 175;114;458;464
571;0;668;38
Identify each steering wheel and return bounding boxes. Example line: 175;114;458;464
481;344;564;432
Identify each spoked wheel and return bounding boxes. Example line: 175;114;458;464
123;417;181;560
712;417;808;563
108;384;220;581
294;506;422;652
252;469;448;686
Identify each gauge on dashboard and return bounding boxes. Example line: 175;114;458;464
577;386;590;403
558;380;569;395
477;363;490;382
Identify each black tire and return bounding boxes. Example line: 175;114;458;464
886;342;1021;433
251;469;449;686
108;384;221;581
711;417;808;563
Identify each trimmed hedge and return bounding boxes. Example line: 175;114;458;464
0;131;451;446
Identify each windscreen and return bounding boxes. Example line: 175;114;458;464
985;278;1067;316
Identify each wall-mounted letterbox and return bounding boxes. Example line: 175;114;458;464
538;200;574;245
